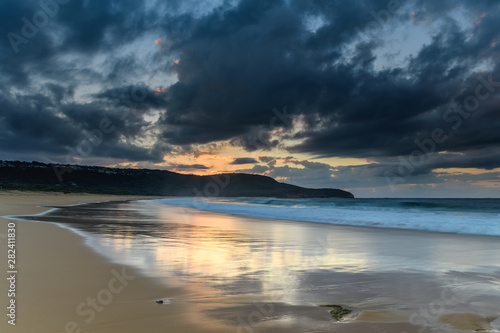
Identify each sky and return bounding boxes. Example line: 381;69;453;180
1;0;500;198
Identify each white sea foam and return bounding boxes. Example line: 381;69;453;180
156;198;500;237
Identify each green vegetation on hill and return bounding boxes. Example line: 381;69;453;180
0;160;354;198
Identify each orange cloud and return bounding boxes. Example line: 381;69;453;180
155;38;164;48
475;13;486;25
105;162;138;169
153;86;167;93
195;153;221;160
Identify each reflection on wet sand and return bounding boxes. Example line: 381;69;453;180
18;200;500;332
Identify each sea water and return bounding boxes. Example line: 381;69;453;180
12;197;500;319
156;197;500;237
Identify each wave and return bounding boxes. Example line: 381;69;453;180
155;198;500;237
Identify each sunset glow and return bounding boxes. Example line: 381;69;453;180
1;0;499;198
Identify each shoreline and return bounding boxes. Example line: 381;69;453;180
1;191;499;332
0;191;228;333
9;197;500;242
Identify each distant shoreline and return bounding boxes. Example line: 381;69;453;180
0;160;354;198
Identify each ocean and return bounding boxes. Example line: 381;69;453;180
15;197;500;278
156;197;500;237
13;196;500;328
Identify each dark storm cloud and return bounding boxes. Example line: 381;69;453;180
158;1;500;157
229;127;281;152
0;88;79;156
93;85;168;112
0;81;163;163
157;0;500;167
237;157;337;188
0;0;149;87
169;163;211;170
0;0;167;163
258;156;276;163
1;0;500;182
230;157;259;165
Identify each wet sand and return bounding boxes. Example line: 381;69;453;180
0;192;226;333
1;191;500;333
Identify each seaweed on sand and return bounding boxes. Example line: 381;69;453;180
319;304;352;320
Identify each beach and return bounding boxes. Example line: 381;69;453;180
0;192;224;333
1;192;500;333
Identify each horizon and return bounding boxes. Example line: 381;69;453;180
1;1;500;198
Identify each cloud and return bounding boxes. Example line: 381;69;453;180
168;163;211;170
153;0;500;164
155;38;164;48
230;157;259;165
1;0;500;196
258;156;276;163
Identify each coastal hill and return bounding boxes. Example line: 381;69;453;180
0;160;354;198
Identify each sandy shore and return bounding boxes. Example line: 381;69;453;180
1;191;499;333
0;192;228;333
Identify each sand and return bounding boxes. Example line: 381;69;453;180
1;191;499;333
0;192;226;333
